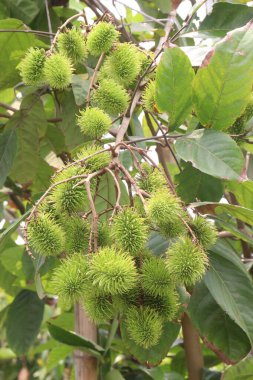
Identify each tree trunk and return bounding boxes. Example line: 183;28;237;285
75;303;98;380
182;313;204;380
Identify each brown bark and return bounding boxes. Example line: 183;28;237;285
182;313;204;380
75;304;98;380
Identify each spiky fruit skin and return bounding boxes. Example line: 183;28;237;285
87;247;137;295
52;253;88;304
146;190;186;238
19;48;46;86
64;217;89;254
166;236;208;287
77;107;111;139
137;163;167;194
98;222;111;247
82;292;115;323
142;80;156;112
125;306;163;349
92;79;130;116
75;145;111;171
44;53;73;90
141;256;172;297
87;22;119;56
27;212;65;257
57;28;87;64
111;208;147;255
227;93;253;139
190;216;217;250
102;43;141;87
143;292;179;321
51;166;88;215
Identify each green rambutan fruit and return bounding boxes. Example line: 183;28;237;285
19;48;46;86
82;291;115;324
166;236;208;287
141;256;173;297
87;21;119;56
51;166;88;215
111;208;147;255
146;189;186;238
125;306;163;349
52;253;88;304
98;222;111;247
57;28;87;64
92;79;130;116
75;145;111;171
143;291;179;322
64;217;89;254
27;212;65;257
44;53;73;90
142;80;156;112
77;107;111;140
190;216;217;250
87;247;137;295
137;163;167;194
102;43;141;87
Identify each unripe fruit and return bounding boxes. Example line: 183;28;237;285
19;48;46;86
44;53;73;90
27;212;65;257
92;79;130;115
57;28;87;64
75;145;111;172
143;292;179;321
190;216;217;250
77;107;111;140
82;292;115;323
51;166;88;215
52;253;88;304
111;208;147;255
146;189;186;238
102;43;141;86
141;256;173;297
142;80;156;112
137;163;167;194
87;247;137;295
97;222;111;247
125;306;163;348
87;22;119;56
166;236;208;287
65;217;89;254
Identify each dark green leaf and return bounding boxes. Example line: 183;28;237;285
188;281;251;361
72;74;89;106
204;243;253;344
176;163;223;203
48;323;104;358
227;180;253;209
6;0;42;24
0;128;17;188
6;290;44;355
147;232;169;255
156;47;194;129
47;345;74;370
105;369;125;380
175;130;244;180
193;21;253;130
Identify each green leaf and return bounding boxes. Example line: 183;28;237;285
193;21;253;130
0;210;30;252
6;290;44;355
175;163;223;203
193;201;253;226
8;95;47;183
47;345;74;370
204;243;253;345
71;74;89;106
121;320;180;366
0;19;39;88
223;357;253;379
227;180;253;209
156;47;195;129
147;232;169;255
105;369;125;380
188;281;251;361
175;129;244;180
0;128;17;188
6;0;41;24
0;246;24;278
48;323;104;359
198;3;253;38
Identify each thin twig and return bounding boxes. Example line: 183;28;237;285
45;0;53;43
86;53;105;106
